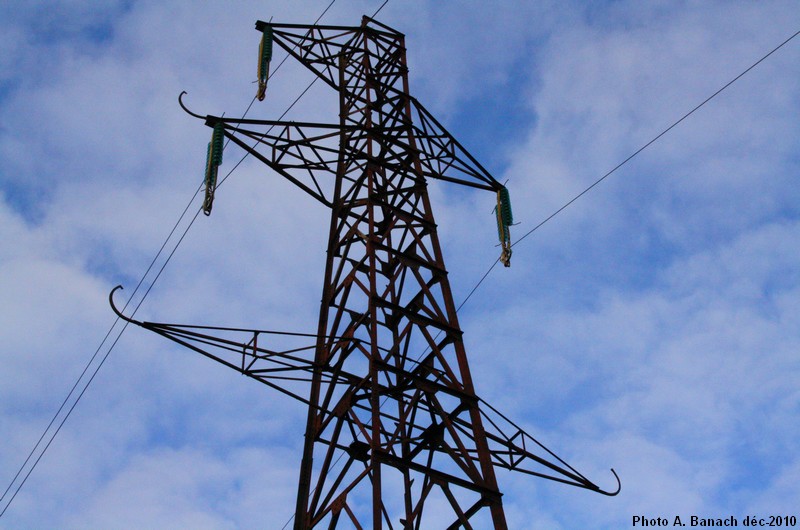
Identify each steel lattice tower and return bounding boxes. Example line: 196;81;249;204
112;16;618;529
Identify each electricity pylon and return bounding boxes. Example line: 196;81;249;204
112;16;618;529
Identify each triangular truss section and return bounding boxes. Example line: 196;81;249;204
121;15;618;530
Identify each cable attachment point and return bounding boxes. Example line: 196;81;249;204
257;24;273;101
495;186;513;267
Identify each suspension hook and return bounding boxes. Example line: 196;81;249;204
109;285;141;326
595;468;621;496
178;91;205;120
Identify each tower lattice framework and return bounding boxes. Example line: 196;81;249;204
112;16;619;530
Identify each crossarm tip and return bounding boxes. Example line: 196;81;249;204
178;91;205;120
109;285;142;326
595;468;621;496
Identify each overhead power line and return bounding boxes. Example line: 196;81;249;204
454;26;800;315
4;4;792;523
0;1;338;519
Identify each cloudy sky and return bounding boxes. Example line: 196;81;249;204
1;1;799;528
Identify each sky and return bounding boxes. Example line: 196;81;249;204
1;1;799;528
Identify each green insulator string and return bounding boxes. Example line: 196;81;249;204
210;122;224;166
257;25;273;101
203;123;225;216
499;186;513;226
496;207;510;243
495;187;513;267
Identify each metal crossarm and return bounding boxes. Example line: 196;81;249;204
120;15;618;529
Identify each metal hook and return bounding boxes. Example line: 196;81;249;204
594;468;621;496
109;285;142;326
178;91;205;120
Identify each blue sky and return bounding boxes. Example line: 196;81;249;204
1;1;799;528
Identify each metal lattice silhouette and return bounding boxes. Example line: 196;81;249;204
111;16;618;529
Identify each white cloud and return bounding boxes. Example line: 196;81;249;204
1;0;799;528
64;446;300;530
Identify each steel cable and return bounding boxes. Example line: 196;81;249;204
0;1;338;519
456;26;800;315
